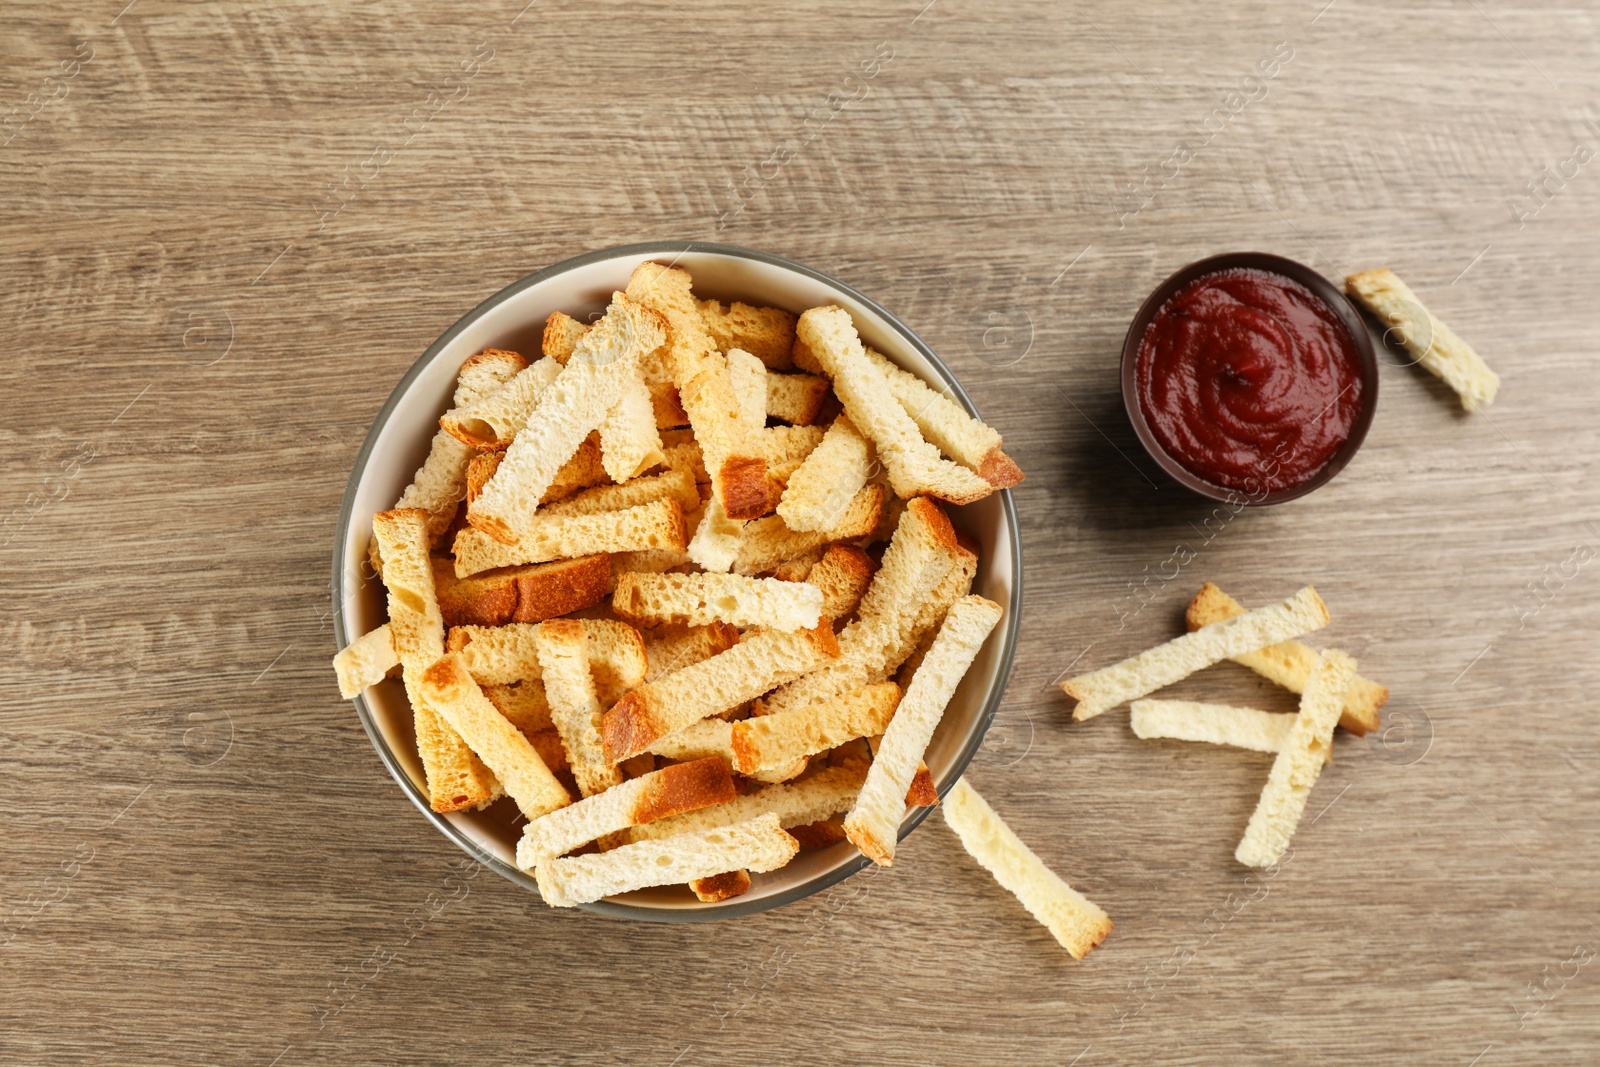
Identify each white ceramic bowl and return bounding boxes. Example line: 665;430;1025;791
333;242;1022;920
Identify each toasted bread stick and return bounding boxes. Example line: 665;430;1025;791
1236;650;1357;868
941;777;1111;959
627;763;868;843
453;498;687;577
730;682;900;775
535;619;624;797
468;293;667;542
614;572;823;632
602;624;841;763
418;654;571;821
1062;586;1331;721
516;757;736;867
333;624;399;699
533;813;798;907
1130;699;1296;755
371;509;498;812
1185;582;1384;735
797;306;993;505
844;596;1002;865
627;263;769;520
1346;268;1499;412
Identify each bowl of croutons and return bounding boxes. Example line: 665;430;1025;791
331;242;1024;919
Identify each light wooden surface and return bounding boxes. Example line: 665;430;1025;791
3;2;1598;1063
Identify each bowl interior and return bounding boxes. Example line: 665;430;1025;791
335;244;1021;918
1119;251;1379;506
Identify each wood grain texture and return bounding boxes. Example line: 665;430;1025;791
3;0;1599;1063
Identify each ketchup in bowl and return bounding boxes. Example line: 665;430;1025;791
1133;265;1367;497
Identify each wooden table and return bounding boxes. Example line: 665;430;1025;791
4;1;1597;1063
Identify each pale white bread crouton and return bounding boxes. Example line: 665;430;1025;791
453;498;687;577
540;464;698;519
601;624;842;763
440;357;564;450
597;365;666;482
726;348;768;442
534;619;623;797
793;335;1021;484
730;682;900;775
447;619;646;703
1186;582;1385;735
385;420;476;548
542;311;588;362
403;671;501;814
893;535;979;684
731;483;884;576
756;497;958;719
941;777;1112;959
575;318;677;417
628;763;868;843
1130;699;1296;755
386;348;527;551
456;347;531;400
658;425;823;490
534;813;798;908
805;544;876;621
1062;586;1331;722
1345;268;1499;412
796;306;994;505
614;572;823;632
765;371;830;426
551;308;679;404
791;332;823;375
1236;650;1358;868
607;546;694;593
516;756;737;867
646;716;737;763
747;755;812;785
759;424;828;480
418;654;571;822
758;424;828;507
843;595;1003;865
778;416;873;533
372;508;498;812
687;498;746;573
431;555;610;628
463;439;610;516
697;297;797;370
468;293;667;543
859;346;1022;488
641;622;741;683
333;624;399;699
627;263;769;520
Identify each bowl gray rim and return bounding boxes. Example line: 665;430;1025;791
331;240;1023;921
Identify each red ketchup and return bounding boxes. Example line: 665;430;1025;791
1135;267;1364;495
